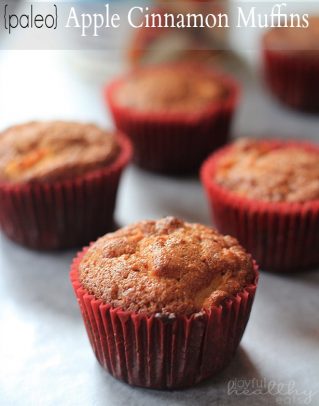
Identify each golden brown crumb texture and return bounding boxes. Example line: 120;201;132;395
215;139;319;203
79;217;255;315
0;121;119;183
115;65;227;113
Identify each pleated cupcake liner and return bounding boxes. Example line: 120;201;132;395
0;135;132;250
263;47;319;113
201;140;319;272
70;248;258;389
105;65;240;174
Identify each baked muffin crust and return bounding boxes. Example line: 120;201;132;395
115;65;227;113
79;216;255;315
0;121;120;183
264;17;319;51
215;139;319;203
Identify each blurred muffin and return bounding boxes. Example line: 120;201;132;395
0;122;120;183
0;121;132;249
71;216;258;389
263;17;319;112
128;7;229;67
106;63;239;174
128;3;230;67
201;138;319;271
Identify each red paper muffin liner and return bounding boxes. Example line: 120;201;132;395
201;140;319;272
263;47;319;113
70;248;258;389
105;64;240;174
0;135;132;250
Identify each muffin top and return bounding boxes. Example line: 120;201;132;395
264;17;319;51
0;121;120;183
215;139;319;203
79;216;255;315
114;65;227;113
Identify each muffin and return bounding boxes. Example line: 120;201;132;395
105;63;239;174
0;121;132;249
128;5;229;68
263;17;319;112
70;216;258;389
201;138;319;271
